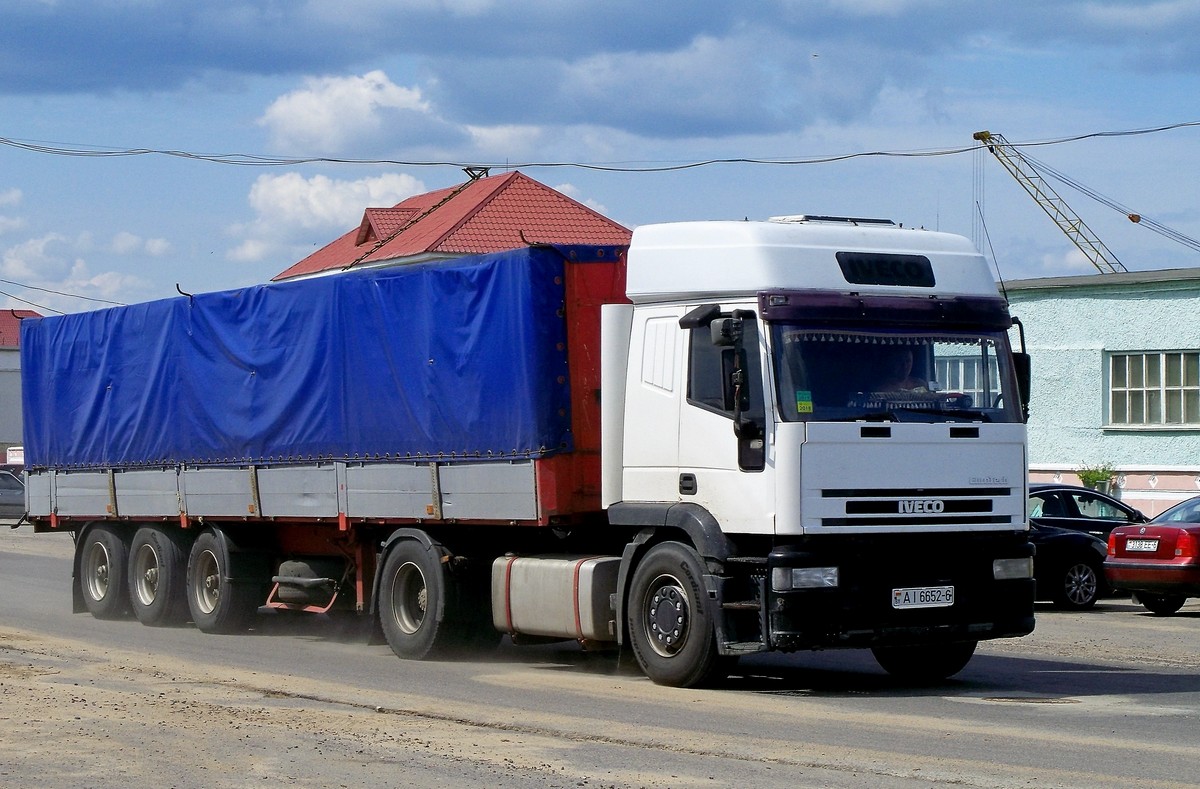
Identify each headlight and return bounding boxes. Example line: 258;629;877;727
771;566;839;591
993;557;1033;580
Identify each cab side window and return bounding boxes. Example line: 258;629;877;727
686;319;763;421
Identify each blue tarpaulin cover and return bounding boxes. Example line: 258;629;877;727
21;246;575;470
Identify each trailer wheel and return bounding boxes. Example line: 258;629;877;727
871;641;977;682
626;541;725;688
79;524;131;619
128;527;191;626
186;529;258;633
378;540;450;660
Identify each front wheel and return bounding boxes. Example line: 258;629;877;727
872;641;977;682
626;541;726;688
1134;592;1187;616
78;525;131;619
1053;560;1102;610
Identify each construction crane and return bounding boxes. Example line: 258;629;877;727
973;130;1129;274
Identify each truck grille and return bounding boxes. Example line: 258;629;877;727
819;487;1014;528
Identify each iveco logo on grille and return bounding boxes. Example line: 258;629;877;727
899;499;945;514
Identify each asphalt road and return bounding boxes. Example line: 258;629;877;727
1;524;1198;789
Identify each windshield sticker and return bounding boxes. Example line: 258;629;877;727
795;390;814;413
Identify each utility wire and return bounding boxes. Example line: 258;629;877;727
0;289;65;315
0;278;124;306
4;121;1198;173
1011;149;1200;254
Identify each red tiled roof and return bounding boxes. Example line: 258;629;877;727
274;171;631;280
0;309;39;348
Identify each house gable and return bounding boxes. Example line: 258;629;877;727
274;171;630;281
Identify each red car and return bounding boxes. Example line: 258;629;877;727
1105;496;1200;615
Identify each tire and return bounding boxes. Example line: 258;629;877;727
1053;559;1102;610
626;541;726;688
1134;592;1187;616
379;540;449;659
872;641;977;682
78;524;131;619
186;529;261;633
128;527;191;626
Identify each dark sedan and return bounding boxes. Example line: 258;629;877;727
1029;521;1109;609
0;469;24;520
1028;483;1147;539
1106;495;1200;615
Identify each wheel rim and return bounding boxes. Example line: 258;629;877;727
83;540;112;602
641;573;691;658
1065;563;1097;606
192;549;221;615
389;561;427;635
132;542;161;607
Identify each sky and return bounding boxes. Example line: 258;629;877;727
2;0;1200;314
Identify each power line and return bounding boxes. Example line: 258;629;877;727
3;121;1198;173
0;278;124;307
0;289;65;315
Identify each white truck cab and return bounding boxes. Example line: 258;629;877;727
601;216;1034;685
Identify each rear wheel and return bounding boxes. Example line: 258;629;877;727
128;527;191;626
1053;559;1102;610
872;641;977;682
78;525;131;619
1134;592;1187;616
186;529;261;633
626;541;726;688
379;540;452;659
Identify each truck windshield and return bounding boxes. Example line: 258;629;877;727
770;325;1023;423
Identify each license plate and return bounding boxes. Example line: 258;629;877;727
892;585;954;609
1125;538;1159;552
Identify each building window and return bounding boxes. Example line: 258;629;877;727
935;354;1000;408
1109;351;1200;425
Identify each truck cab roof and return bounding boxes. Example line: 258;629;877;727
625;218;996;304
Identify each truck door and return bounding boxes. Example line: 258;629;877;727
620;308;685;503
677;310;776;535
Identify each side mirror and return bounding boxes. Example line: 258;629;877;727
1012;351;1031;420
710;317;742;347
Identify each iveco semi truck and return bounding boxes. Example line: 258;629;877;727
21;215;1035;687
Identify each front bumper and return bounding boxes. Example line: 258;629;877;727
765;533;1036;650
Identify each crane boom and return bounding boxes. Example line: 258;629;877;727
973;130;1128;274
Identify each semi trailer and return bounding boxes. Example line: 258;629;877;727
21;215;1035;687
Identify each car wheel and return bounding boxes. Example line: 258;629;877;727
1134;592;1187;616
1053;559;1102;610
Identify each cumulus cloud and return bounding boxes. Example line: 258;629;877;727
228;171;426;263
0;188;21;207
258;71;448;153
0;234;153;314
0;216;25;235
2;233;74;281
111;231;172;257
